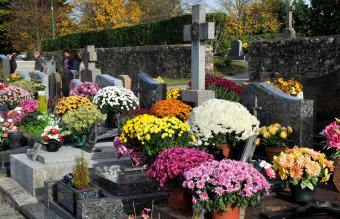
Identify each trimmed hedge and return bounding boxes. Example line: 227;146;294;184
42;13;227;51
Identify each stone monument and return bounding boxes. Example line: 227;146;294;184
182;4;215;106
0;54;10;81
283;0;296;39
83;45;101;82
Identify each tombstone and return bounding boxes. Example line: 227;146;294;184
80;69;93;82
229;40;245;60
62;70;79;96
15;61;35;73
95;74;123;88
283;0;296;38
17;70;31;80
69;79;83;95
83;45;101;82
46;60;56;74
0;55;10;81
118;74;132;90
33;71;49;97
138;72;166;109
241;82;314;146
182;4;215;107
48;72;62;100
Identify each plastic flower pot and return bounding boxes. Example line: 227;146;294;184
212;205;240;219
106;111;119;128
219;144;232;158
44;142;60;152
265;146;288;161
289;185;314;204
168;187;192;211
8;131;23;149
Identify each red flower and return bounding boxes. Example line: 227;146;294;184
50;128;58;135
43;134;50;141
58;136;63;141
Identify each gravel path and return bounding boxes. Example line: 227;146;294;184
0;198;24;219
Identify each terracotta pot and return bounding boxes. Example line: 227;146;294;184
212;205;240;219
265;146;287;161
168;187;192;210
333;157;340;192
219;144;232;158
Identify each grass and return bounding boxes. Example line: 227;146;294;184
162;77;190;86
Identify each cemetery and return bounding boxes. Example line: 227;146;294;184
0;1;340;219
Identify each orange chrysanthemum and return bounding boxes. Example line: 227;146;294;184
150;99;192;121
305;161;321;177
55;96;94;116
290;165;303;180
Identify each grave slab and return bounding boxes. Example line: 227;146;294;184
182;89;215;107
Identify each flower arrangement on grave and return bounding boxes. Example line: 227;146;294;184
153;76;164;83
150;99;192;121
5;107;26;123
55;96;94;116
70;82;99;101
10;79;46;97
5;72;23;83
320;118;340;159
119;114;193;157
266;77;303;97
183;159;270;219
0;83;9;89
62;106;106;148
273;147;333;202
147;147;214;210
117;108;151;130
0;85;31;109
206;76;242;102
41;125;63;152
0;116;17;149
187;99;259;158
166;88;184;100
256;123;293;161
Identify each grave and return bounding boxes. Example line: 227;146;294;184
83;45;101;82
283;0;296;39
45;60;56;74
95;74;123;88
62;70;79;96
241;82;314;146
0;54;10;81
182;4;215;106
80;69;93;82
117;75;132;90
48;72;62;101
32;71;49;98
229;40;245;60
17;70;31;80
16;61;35;73
69;79;83;95
138;72;166;109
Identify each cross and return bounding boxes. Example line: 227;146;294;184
183;4;215;91
287;0;295;29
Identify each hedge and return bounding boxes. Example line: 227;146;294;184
42;13;227;51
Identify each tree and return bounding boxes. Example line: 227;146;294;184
0;0;11;53
72;0;142;30
135;0;183;22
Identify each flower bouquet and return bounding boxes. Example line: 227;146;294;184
256;123;293;161
62;106;106;148
167;88;184;100
5;72;23;83
188;99;259;158
70;82;99;101
41;126;63;152
93;86;139;128
119;114;193;161
55;96;94;116
273;147;334;203
117;108;151;131
0;85;31;109
0;116;17;150
148;147;214;210
183;159;270;219
150;99;192;121
10;79;46;97
266;77;303;98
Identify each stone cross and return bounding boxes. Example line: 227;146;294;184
283;0;296;38
182;4;215;106
83;45;101;82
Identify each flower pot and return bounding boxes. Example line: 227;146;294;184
106;111;119;128
168;187;192;211
8;132;23;149
219;144;232;158
44;142;60;152
56;181;101;215
333;157;340;192
265;146;287;161
212;205;240;219
290;185;314;204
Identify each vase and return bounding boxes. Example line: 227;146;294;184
73;126;96;150
56;181;102;215
168;187;192;211
265;146;287;161
333;157;340;192
106;111;119;128
290;185;314;204
8;131;23;149
44;142;60;152
219;144;232;159
212;205;240;219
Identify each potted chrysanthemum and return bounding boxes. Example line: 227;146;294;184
93;86;139;128
273;147;334;203
41;125;63;152
183;159;270;219
147;147;214;210
187;99;259;159
150;99;192;121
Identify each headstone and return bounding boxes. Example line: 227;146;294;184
182;4;215;106
69;79;83;95
16;61;35;73
0;55;10;80
95;74;123;88
118;74;132;90
17;70;31;80
48;72;62;101
138;72;166;109
80;69;93;82
83;45;101;82
241;82;314;146
283;0;296;38
62;70;79;96
229;40;245;60
33;71;49;97
46;60;56;74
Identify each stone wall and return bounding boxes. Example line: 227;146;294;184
43;44;214;79
248;35;340;133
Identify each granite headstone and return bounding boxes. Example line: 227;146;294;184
48;72;62;100
69;79;83;95
229;40;245;60
0;54;10;80
62;70;79;96
95;74;123;88
33;71;49;97
138;72;166;109
80;69;93;82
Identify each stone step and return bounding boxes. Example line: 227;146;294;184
0;200;24;219
20;202;73;219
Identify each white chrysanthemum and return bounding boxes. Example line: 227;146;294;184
187;99;259;146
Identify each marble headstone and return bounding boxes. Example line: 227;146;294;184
0;55;10;80
138;72;166;109
241;82;314;146
229;40;245;60
95;74;123;88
